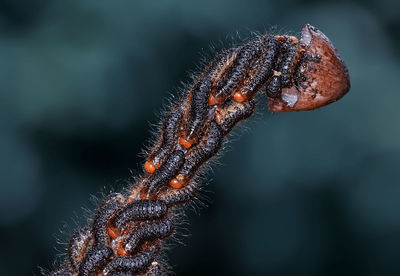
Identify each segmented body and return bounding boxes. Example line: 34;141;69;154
47;24;351;275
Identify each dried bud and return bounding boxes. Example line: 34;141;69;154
268;24;350;112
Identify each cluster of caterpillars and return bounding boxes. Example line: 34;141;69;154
49;32;317;276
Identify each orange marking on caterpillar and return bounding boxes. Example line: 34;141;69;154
117;246;128;256
169;178;183;189
289;36;298;43
107;226;120;239
144;160;156;174
275;35;286;42
214;108;225;124
179;137;192;149
233;91;246;103
208;94;217;106
172;174;188;188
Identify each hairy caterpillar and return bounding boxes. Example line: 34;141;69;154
46;24;350;275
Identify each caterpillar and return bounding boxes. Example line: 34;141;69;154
113;200;168;230
68;227;93;272
46;24;350;275
102;249;156;275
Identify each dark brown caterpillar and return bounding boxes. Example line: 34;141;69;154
79;245;114;276
215;100;256;134
160;180;200;206
236;36;281;100
181;48;239;146
46;24;350;276
68;227;93;273
114;200;168;230
276;36;301;88
266;72;283;98
103;249;155;275
212;40;263;105
145;103;185;174
124;219;174;254
169;121;223;189
92;193;125;245
146;150;185;195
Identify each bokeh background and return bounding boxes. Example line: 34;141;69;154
0;0;399;275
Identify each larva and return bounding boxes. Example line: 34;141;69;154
182;77;212;146
103;249;155;275
124;219;174;254
266;37;302;98
79;244;114;276
146;150;185;195
67;227;93;273
181;48;239;147
145;104;185;174
209;48;239;90
212;41;263;105
114;200;168;230
215;99;256;134
160;180;200;205
46;24;350;276
235;35;281;102
266;72;283;98
277;37;302;88
171;121;223;188
93;193;124;245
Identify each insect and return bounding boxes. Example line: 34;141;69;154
124;219;174;254
145;104;186;174
102;249;156;275
145;150;186;195
113;200;168;230
92;193;125;245
47;24;350;275
79;245;114;276
68;227;93;272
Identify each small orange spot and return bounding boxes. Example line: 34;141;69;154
233;92;246;103
214;108;225;124
107;226;120;239
208;94;217;106
179;137;192;149
144;160;156;174
169;178;183;189
188;92;192;104
275;35;286;42
289;36;298;43
97;273;103;276
176;174;187;186
117;246;128;256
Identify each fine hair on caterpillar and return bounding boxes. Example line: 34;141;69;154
45;24;350;275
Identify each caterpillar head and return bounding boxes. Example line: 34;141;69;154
268;24;350;112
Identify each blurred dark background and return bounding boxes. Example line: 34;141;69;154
0;0;399;275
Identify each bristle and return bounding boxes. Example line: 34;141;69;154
46;24;350;275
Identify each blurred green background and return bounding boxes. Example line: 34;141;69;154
0;0;399;275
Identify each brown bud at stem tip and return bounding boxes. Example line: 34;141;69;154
268;24;350;112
